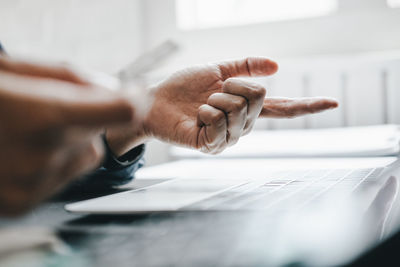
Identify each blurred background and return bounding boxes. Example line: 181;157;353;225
1;0;400;165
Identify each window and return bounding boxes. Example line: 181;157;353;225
387;0;400;8
176;0;338;30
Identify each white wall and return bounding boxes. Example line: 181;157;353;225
0;0;144;73
142;0;400;71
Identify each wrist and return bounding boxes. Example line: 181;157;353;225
104;85;158;157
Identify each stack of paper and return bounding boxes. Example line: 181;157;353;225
170;125;400;158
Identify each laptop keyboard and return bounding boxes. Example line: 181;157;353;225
186;167;384;211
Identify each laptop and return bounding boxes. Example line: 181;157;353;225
65;156;400;266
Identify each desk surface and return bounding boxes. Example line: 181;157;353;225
0;177;397;267
0;199;277;267
0;179;286;267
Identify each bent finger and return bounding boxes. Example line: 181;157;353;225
259;97;339;118
222;78;266;132
207;93;247;145
196;104;227;153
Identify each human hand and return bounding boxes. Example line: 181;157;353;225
0;56;135;216
106;57;338;155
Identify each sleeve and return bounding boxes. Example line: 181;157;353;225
60;138;145;194
84;142;146;190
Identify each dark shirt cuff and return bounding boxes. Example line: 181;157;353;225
101;134;145;170
0;42;6;55
60;143;145;195
87;141;146;189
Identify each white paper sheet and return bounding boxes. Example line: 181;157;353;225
135;157;397;180
170;125;400;158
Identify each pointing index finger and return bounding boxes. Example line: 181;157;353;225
218;57;279;81
259;97;339;118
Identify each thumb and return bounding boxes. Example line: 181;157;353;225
217;57;279;81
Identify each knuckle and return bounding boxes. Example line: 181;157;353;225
247;84;266;100
207;93;223;104
253;85;267;98
223;78;236;87
210;111;225;124
232;97;247;112
198;104;209;115
222;78;241;93
200;144;217;154
200;136;227;155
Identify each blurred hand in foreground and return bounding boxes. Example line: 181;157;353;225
106;57;338;155
0;56;135;215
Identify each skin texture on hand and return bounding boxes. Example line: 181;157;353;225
107;57;337;155
0;56;136;216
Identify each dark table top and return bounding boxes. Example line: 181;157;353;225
2;179;397;267
0;179;283;267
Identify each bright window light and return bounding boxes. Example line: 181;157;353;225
176;0;338;30
388;0;400;8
